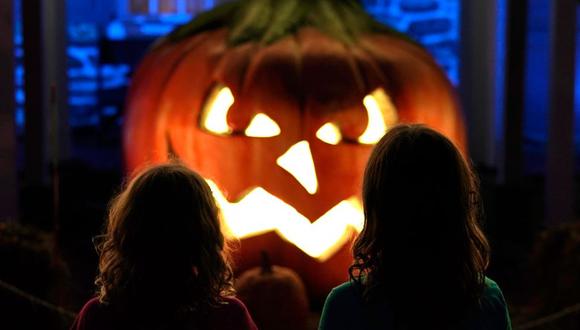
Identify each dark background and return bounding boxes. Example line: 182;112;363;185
2;0;580;329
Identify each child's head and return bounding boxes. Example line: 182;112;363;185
351;125;489;325
95;162;233;312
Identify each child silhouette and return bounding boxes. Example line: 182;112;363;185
72;163;257;330
320;125;511;330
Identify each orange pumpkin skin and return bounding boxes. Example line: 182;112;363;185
123;0;466;300
236;253;309;330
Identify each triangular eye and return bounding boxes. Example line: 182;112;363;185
245;113;281;137
316;122;342;145
358;88;398;144
200;85;234;135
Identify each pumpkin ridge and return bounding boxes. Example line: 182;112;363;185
364;36;422;99
155;32;218;112
350;46;379;95
158;31;229;159
214;42;258;102
298;28;367;113
241;43;268;95
151;33;214;99
355;38;394;95
344;44;367;98
290;34;306;112
125;34;213;167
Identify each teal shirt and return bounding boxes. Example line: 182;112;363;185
319;277;512;330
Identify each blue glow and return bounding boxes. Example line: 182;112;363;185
102;106;118;117
69;114;100;127
14;66;24;87
67;46;99;79
139;23;175;36
15;89;25;104
575;6;580;145
573;24;580;148
69;81;98;92
519;0;580;172
9;0;578;171
131;15;148;24
68;23;98;42
523;0;550;156
13;0;24;131
13;0;459;131
101;64;130;89
158;13;191;24
400;1;438;12
107;21;127;40
364;0;460;84
495;0;507;141
15;107;25;129
14;33;22;46
149;0;159;15
69;96;98;106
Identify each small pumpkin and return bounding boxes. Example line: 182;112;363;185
236;252;309;330
124;0;466;300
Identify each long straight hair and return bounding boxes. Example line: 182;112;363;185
350;125;490;329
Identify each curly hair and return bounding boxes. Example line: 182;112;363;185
95;162;234;326
349;125;490;329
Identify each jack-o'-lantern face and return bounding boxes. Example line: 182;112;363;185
194;85;397;260
124;0;466;300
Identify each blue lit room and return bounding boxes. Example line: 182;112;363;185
1;0;579;329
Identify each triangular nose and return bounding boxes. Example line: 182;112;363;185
276;141;318;195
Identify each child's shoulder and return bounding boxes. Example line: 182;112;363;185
477;277;512;329
481;277;510;318
483;277;506;301
324;280;365;311
71;297;112;330
331;281;355;293
77;297;107;317
219;296;249;311
329;281;360;297
209;296;258;330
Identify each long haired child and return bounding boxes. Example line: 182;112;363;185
72;163;257;330
320;125;511;330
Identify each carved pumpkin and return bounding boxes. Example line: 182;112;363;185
123;0;466;300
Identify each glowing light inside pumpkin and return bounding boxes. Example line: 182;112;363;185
200;86;234;135
208;180;364;261
276;141;318;195
245;113;281;137
359;88;398;144
316;122;342;145
196;88;396;260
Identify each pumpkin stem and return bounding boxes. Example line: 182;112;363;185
161;0;412;47
260;250;273;274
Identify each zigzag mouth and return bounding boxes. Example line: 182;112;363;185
207;180;363;262
166;134;364;261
